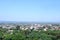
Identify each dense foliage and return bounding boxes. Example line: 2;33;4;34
0;28;60;40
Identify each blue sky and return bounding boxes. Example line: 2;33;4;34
0;0;60;22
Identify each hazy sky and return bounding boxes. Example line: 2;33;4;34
0;0;60;22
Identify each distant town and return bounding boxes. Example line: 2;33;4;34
0;22;60;32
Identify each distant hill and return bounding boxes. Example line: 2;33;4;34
0;21;60;24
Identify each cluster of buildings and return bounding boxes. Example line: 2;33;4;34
0;23;60;31
20;24;60;31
